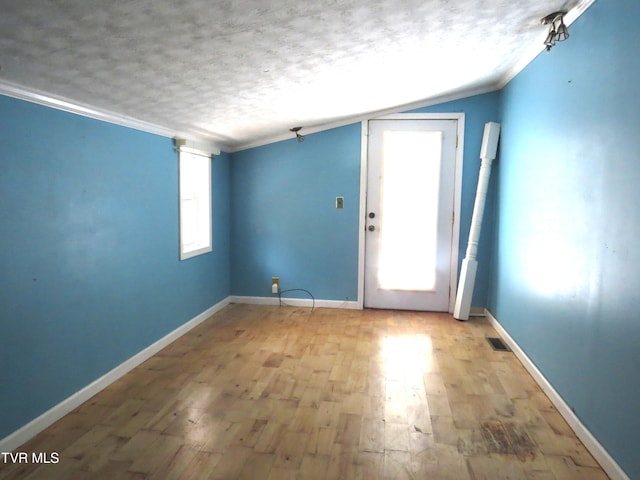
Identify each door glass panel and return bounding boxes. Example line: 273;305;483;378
378;130;442;291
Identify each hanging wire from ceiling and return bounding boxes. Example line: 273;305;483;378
289;127;305;142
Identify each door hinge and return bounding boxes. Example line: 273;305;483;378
456;135;459;148
451;210;455;224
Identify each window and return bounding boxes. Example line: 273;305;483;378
377;130;442;291
179;148;212;260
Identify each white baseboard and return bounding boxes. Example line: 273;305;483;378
485;309;629;480
229;295;361;310
0;296;231;453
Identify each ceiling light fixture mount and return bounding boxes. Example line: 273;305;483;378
541;11;569;51
290;126;305;142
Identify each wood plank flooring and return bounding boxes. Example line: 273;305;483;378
0;304;609;479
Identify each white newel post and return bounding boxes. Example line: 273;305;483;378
453;122;500;320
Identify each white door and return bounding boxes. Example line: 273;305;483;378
364;118;458;311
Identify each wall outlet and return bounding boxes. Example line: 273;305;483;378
271;277;280;294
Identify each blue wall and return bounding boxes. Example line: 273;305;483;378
0;95;230;439
229;92;501;306
230;125;361;301
488;1;640;477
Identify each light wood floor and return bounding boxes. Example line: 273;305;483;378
0;304;609;479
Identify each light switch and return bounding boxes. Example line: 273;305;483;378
336;196;344;209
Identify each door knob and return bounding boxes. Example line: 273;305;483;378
368;225;375;232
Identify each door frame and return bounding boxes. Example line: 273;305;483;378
357;112;465;312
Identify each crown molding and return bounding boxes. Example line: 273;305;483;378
228;83;500;152
0;80;223;153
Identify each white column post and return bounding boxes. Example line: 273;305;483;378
453;122;500;320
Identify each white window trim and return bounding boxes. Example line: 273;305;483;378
178;146;213;261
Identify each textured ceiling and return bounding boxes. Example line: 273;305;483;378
0;0;594;151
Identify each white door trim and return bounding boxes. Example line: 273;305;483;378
357;112;465;312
